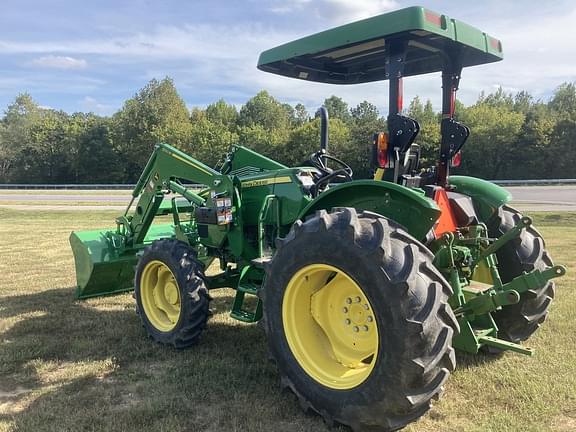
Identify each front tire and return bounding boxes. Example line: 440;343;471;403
261;208;459;431
135;239;211;348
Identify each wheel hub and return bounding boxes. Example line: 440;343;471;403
283;264;378;389
140;260;182;332
165;282;179;305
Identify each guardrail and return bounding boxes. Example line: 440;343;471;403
1;179;575;190
492;179;576;186
0;184;136;190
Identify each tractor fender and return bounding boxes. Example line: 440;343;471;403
298;180;440;240
448;176;512;221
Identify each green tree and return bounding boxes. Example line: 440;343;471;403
281;118;351;167
477;87;514;108
15;109;75;183
294;103;309;126
323;95;351;122
205;99;238;129
348;101;385;178
407;96;440;167
513;91;534;114
2;80;575;184
113;78;192;181
75;115;120;183
0;93;41;182
185;117;238;168
281;103;296;125
237;124;288;160
549;82;576;119
458;100;524;179
0;122;6;181
505;103;555;179
550;118;576;178
350;101;379;123
238;90;290;131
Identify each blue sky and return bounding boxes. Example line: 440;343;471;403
1;0;574;116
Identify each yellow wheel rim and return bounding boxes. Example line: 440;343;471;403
140;260;181;332
282;264;378;390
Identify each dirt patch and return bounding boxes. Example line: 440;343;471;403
551;413;576;431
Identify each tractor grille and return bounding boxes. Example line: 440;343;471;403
230;166;267;178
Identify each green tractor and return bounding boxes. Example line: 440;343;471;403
70;6;566;431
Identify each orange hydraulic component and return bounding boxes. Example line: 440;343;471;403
433;188;458;237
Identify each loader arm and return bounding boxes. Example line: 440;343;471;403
121;143;234;246
70;143;235;299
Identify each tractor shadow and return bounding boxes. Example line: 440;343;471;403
0;287;335;432
0;286;504;431
455;350;503;370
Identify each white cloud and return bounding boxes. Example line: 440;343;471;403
80;96;113;115
269;0;399;23
317;0;400;23
0;75;105;96
1;2;575;115
31;55;88;69
457;6;576;102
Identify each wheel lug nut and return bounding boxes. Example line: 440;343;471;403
363;304;369;310
363;325;369;331
346;298;352;304
353;326;359;332
355;296;361;303
367;316;373;322
342;307;348;313
345;319;351;325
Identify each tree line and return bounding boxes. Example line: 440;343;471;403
0;78;575;184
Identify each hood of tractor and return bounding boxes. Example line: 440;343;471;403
257;6;503;84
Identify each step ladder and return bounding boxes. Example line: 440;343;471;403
230;195;277;323
230;264;266;323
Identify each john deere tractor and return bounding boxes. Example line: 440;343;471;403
70;6;566;431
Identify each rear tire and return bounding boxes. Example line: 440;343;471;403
261;208;459;431
135;239;211;348
489;206;555;342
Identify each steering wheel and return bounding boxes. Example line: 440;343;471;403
310;151;352;176
308;150;353;196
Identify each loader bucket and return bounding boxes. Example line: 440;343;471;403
70;224;176;299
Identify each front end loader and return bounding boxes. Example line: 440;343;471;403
70;6;566;431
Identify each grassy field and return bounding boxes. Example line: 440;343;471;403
0;190;130;195
0;201;126;207
0;208;575;432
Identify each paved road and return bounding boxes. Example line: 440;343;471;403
506;186;576;212
0;185;574;211
0;193;131;202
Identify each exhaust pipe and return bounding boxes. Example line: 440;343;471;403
317;107;329;152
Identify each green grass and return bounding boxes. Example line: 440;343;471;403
0;201;126;207
0;189;130;195
0;208;574;432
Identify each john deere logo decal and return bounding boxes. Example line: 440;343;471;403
242;176;292;188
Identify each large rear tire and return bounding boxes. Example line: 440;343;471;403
488;206;555;342
134;239;211;348
261;208;459;431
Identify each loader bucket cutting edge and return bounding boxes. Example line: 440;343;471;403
70;224;176;299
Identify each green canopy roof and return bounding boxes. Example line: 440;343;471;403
257;6;503;85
